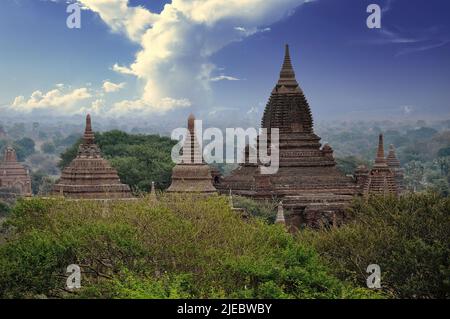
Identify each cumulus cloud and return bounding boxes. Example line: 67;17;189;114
109;97;191;116
103;80;126;93
77;0;159;42
78;0;310;114
11;87;92;114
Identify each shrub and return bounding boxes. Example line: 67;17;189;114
298;192;450;298
0;195;378;299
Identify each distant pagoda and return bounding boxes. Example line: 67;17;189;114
167;114;217;194
386;144;404;193
0;146;32;196
52;114;133;199
217;45;358;228
363;134;398;197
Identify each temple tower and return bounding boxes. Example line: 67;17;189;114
0;146;32;196
167;114;217;194
363;134;398;197
386;144;404;193
52;114;133;199
218;45;358;228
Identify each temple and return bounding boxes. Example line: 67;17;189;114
167;114;217;194
217;45;358;228
387;144;404;193
361;134;398;197
52;114;133;199
0;146;32;196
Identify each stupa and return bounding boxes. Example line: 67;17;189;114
167;114;217;194
363;134;398;197
386;144;404;193
52;114;133;199
217;45;358;228
0;146;32;196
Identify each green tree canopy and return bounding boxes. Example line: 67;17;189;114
0;196;378;299
58;131;177;191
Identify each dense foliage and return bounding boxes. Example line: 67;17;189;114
0;196;377;299
298;193;450;299
59;130;177;192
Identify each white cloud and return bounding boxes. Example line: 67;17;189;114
109;97;191;116
210;75;241;82
78;0;310;114
102;80;126;93
234;26;271;37
77;0;159;42
401;105;413;115
11;87;92;114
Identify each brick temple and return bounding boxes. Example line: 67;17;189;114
0;146;32;196
52;114;133;199
167;114;217;194
360;134;399;197
217;45;359;228
387;144;404;193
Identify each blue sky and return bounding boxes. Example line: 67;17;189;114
0;0;449;125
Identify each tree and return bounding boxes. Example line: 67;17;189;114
13;137;35;161
298;193;450;298
58;131;177;191
0;196;379;299
437;147;450;158
41;142;56;154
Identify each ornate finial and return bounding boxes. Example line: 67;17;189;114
275;201;286;225
277;44;298;87
374;134;387;166
84;114;95;144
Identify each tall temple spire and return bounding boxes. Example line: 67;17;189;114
167;114;216;194
277;44;298;87
374;134;387;166
182;114;202;164
83;114;95;144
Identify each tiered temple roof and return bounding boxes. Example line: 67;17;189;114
387;144;404;192
0;146;32;196
167;114;217;194
217;45;358;228
363;134;398;197
52;115;133;199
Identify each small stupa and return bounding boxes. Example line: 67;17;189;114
275;201;286;225
386;144;404;193
0;146;32;196
52;114;133;199
363;134;398;197
167;114;217;194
